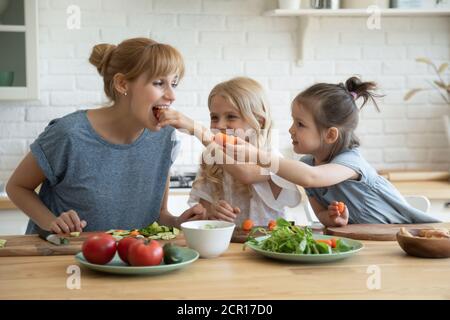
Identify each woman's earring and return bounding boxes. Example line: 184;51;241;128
123;92;127;96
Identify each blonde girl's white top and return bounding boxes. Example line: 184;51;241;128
188;168;301;227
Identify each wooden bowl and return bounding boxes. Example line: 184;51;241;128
396;229;450;259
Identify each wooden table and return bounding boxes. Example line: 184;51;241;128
1;241;449;300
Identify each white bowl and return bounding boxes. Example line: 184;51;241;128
181;220;235;258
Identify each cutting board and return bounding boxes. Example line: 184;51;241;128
231;228;267;243
0;229;262;257
325;222;450;241
0;232;188;257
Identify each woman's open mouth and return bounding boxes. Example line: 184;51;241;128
152;105;169;121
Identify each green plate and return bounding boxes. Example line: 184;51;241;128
245;234;364;263
75;247;199;275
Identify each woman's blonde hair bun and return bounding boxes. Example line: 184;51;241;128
89;43;117;76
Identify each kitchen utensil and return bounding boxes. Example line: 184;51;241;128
311;0;326;8
396;228;450;258
75;248;199;275
37;228;70;246
245;234;363;263
326;222;450;241
311;0;340;8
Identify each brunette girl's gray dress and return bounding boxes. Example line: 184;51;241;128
300;148;441;224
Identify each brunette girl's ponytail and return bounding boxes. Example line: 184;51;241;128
344;76;382;111
295;76;383;162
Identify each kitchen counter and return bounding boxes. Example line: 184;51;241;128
1;241;449;299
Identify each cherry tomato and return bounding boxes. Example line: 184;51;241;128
82;234;117;265
330;238;337;249
268;220;276;231
316;239;332;247
242;219;254;232
117;237;139;264
128;239;163;266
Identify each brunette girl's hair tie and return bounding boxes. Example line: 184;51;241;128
350;91;358;100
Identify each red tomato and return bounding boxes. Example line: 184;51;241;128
242;219;254;232
316;239;332;247
128;239;163;266
82;234;117;265
117;237;139;264
330;238;337;249
268;220;276;231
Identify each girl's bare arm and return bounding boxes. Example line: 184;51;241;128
271;156;358;188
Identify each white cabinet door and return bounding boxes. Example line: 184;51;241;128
0;209;29;235
167;192;190;217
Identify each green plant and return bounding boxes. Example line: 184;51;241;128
404;58;449;104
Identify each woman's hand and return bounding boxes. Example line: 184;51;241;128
328;201;349;227
49;210;87;234
177;203;207;227
209;200;241;223
156;108;195;135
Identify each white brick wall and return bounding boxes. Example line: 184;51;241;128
0;0;449;182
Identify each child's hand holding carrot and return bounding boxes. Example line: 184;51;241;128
220;134;271;166
328;201;349;227
156;108;195;134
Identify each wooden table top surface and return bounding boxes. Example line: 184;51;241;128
1;241;449;300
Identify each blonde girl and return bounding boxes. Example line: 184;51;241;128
6;37;205;234
158;77;301;226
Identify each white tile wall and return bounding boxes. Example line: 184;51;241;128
0;0;449;181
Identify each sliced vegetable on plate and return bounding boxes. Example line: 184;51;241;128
105;222;180;240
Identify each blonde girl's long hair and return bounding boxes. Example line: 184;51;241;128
89;37;185;103
193;77;273;202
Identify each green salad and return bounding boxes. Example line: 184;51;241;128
245;218;354;255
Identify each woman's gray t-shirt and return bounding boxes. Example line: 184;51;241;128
26;110;180;234
301;149;441;224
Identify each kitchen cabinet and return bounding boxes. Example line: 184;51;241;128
0;0;38;100
0;209;28;235
167;188;191;216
